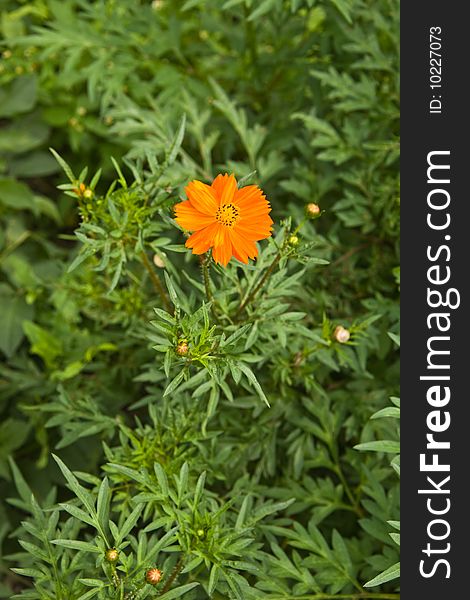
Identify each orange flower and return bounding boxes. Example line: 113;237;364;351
174;174;273;266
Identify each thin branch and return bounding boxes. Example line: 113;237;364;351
200;253;213;302
161;555;185;594
236;250;282;318
139;250;171;312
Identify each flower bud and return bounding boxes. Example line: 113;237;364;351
333;325;350;344
153;254;166;268
105;548;119;563
146;568;163;585
176;340;189;356
288;234;299;247
73;182;87;197
305;202;321;219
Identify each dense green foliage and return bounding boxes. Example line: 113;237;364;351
0;0;399;598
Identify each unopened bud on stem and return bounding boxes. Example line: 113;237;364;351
333;325;350;344
176;340;189;356
288;234;299;247
305;202;321;219
146;568;163;585
105;548;119;563
153;254;166;268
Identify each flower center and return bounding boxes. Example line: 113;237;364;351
215;203;240;227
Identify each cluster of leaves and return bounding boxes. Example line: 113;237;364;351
1;0;399;599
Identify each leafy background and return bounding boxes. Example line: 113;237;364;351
0;0;400;598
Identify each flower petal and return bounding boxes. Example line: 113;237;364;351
234;185;267;210
229;228;258;262
185;222;221;254
212;227;233;266
211;173;229;201
235;216;273;241
185;180;219;215
220;173;238;206
174;200;215;230
232;246;248;264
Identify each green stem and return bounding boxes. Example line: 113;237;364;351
244;6;258;67
329;440;363;517
161;555;185;594
200;254;213;302
292;218;307;236
236;250;282;318
140;250;171;312
0;230;31;264
46;538;63;599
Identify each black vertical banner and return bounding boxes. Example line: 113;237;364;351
402;3;469;598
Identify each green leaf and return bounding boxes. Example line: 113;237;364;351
248;0;278;21
77;588;102;600
110;157;127;188
354;440;400;453
154;463;170;497
329;0;353;24
332;529;352;574
0;75;37;117
0;286;34;357
50;148;76;183
59;503;96;528
164;272;180;309
23;321;63;368
52;455;96;517
238;363;270;406
0;420;30;478
115;504;143;546
67;247;96;273
371;406;400;419
163;369;186;397
50;539;101;553
8;458;33;506
0;178;36;210
157;583;199;599
208;564;220;595
10;568;44;578
364;562;400;587
176;462;189;505
168;115;186;165
96;478;111;531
